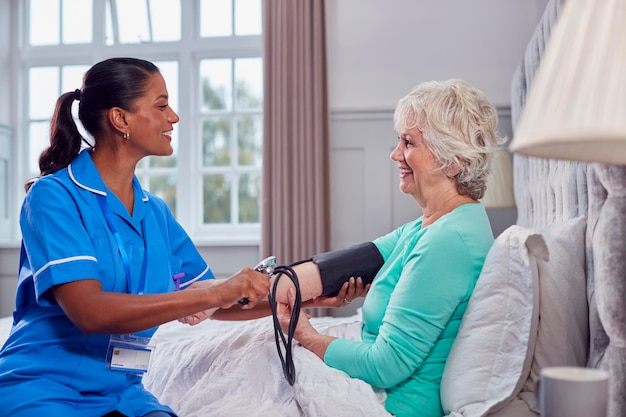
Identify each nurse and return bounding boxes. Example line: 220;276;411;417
0;57;270;417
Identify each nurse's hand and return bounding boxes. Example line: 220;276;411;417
177;280;222;325
216;268;270;309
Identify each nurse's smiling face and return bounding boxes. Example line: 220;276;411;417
124;73;180;158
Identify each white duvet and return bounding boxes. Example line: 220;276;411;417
0;313;390;417
143;313;392;417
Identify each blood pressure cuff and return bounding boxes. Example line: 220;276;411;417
311;242;384;297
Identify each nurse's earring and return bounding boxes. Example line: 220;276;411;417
123;131;130;141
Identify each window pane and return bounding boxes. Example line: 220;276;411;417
235;58;262;110
29;122;50;174
200;59;232;111
150;0;181;42
237;115;262;166
106;0;180;44
61;66;88;91
235;0;261;36
200;0;231;37
203;174;231;223
29;67;59;119
61;65;93;145
30;0;60;46
202;117;231;166
105;2;114;45
146;153;176;168
149;175;177;216
151;61;179;167
238;172;259;223
62;65;89;119
156;61;179;110
62;0;93;44
116;0;150;43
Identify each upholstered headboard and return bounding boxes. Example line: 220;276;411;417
511;0;626;416
440;1;625;416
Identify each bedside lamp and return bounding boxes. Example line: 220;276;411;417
510;0;626;164
481;149;515;208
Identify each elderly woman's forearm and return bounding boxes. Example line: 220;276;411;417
270;261;323;304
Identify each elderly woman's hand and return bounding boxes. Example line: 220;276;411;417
276;288;316;339
277;288;337;360
303;276;370;309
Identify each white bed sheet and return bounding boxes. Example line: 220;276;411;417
0;312;391;417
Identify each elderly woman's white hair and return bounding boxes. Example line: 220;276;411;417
393;79;506;200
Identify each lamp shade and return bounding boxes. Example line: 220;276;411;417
509;0;626;164
481;150;515;208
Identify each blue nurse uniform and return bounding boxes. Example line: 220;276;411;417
0;150;214;416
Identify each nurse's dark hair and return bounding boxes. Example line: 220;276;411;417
27;57;159;190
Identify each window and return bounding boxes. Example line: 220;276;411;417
19;0;263;242
0;125;11;241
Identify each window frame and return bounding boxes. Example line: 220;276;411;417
15;0;263;244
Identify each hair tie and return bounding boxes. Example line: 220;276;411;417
73;89;82;101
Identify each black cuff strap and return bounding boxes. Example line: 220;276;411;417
311;242;384;297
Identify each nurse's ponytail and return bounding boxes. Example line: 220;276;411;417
24;91;87;192
38;90;88;177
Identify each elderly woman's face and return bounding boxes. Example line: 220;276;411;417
390;126;445;202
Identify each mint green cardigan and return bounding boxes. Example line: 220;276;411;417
324;203;494;417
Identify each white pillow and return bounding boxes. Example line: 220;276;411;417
520;216;589;412
440;225;548;417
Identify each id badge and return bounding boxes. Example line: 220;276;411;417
106;334;155;375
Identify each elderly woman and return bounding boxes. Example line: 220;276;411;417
274;79;504;417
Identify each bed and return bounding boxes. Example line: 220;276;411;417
0;309;391;416
1;0;625;416
436;0;625;416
